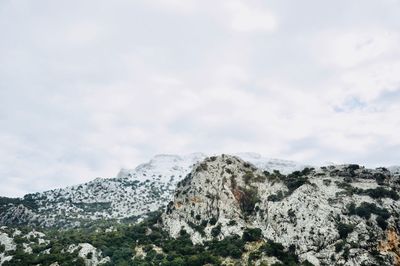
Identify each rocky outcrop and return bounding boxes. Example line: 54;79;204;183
0;205;37;226
162;155;400;265
0;153;305;228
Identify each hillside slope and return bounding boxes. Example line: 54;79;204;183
0;153;305;228
1;155;400;265
163;155;400;265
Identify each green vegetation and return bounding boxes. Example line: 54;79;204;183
336;182;399;200
1;212;316;266
72;202;112;212
363;187;399;200
198;163;208;171
242;172;255;184
0;196;38;213
238;186;260;216
335;241;345;252
227;220;237;226
347;202;391;230
268;191;285;202
242;228;262;242
211;223;222;238
265;168;313;202
260;241;298;266
337;222;355;239
374;173;386;185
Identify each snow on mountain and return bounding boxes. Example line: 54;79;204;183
0;153;305;227
235;152;307;174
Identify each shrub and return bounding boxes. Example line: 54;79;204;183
198;163;208;171
268;191;285;202
206;235;244;258
261;240;299;265
211;224;222;238
362;187;399;200
337;222;355;239
238;186;260;216
283;173;310;195
254;175;267;182
376;216;388;230
227;220;237;226
242;228;262;242
374;173;386;185
338;183;399;200
242;172;254;184
348;202;391;221
248;251;262;263
335;241;345;252
187;221;205;236
347;164;360;171
323;179;332;186
343;246;350;260
209;217;217;225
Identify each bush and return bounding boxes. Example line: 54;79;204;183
211;224;222;238
362;187;399;200
227;220;237;226
248;250;262;263
376;216;388;230
242;228;262;242
348;202;391;221
337;223;354;239
207;235;244;258
374;173;386;185
335;241;345;252
238;186;260;216
343;246;350;260
198;163;208;171
242;172;255;184
268;191;285;202
338;183;399;200
282;170;310;195
209;217;217;225
261;240;299;265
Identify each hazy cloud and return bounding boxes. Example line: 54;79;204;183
0;0;400;197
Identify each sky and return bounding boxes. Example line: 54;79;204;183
1;0;400;197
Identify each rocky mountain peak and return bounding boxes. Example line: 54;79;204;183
162;155;400;265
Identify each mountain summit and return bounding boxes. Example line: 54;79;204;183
163;155;400;265
0;153;304;228
1;154;400;265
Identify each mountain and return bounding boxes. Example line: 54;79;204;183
1;154;399;266
162;155;400;265
0;153;305;228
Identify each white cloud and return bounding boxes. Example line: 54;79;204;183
315;28;399;68
223;0;277;32
0;0;400;197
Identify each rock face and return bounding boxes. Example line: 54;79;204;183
0;153;304;228
0;154;205;227
162;155;400;265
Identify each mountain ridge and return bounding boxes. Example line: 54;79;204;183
162;155;400;265
0;153;305;228
1;154;400;265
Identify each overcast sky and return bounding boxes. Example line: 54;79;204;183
1;0;400;197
